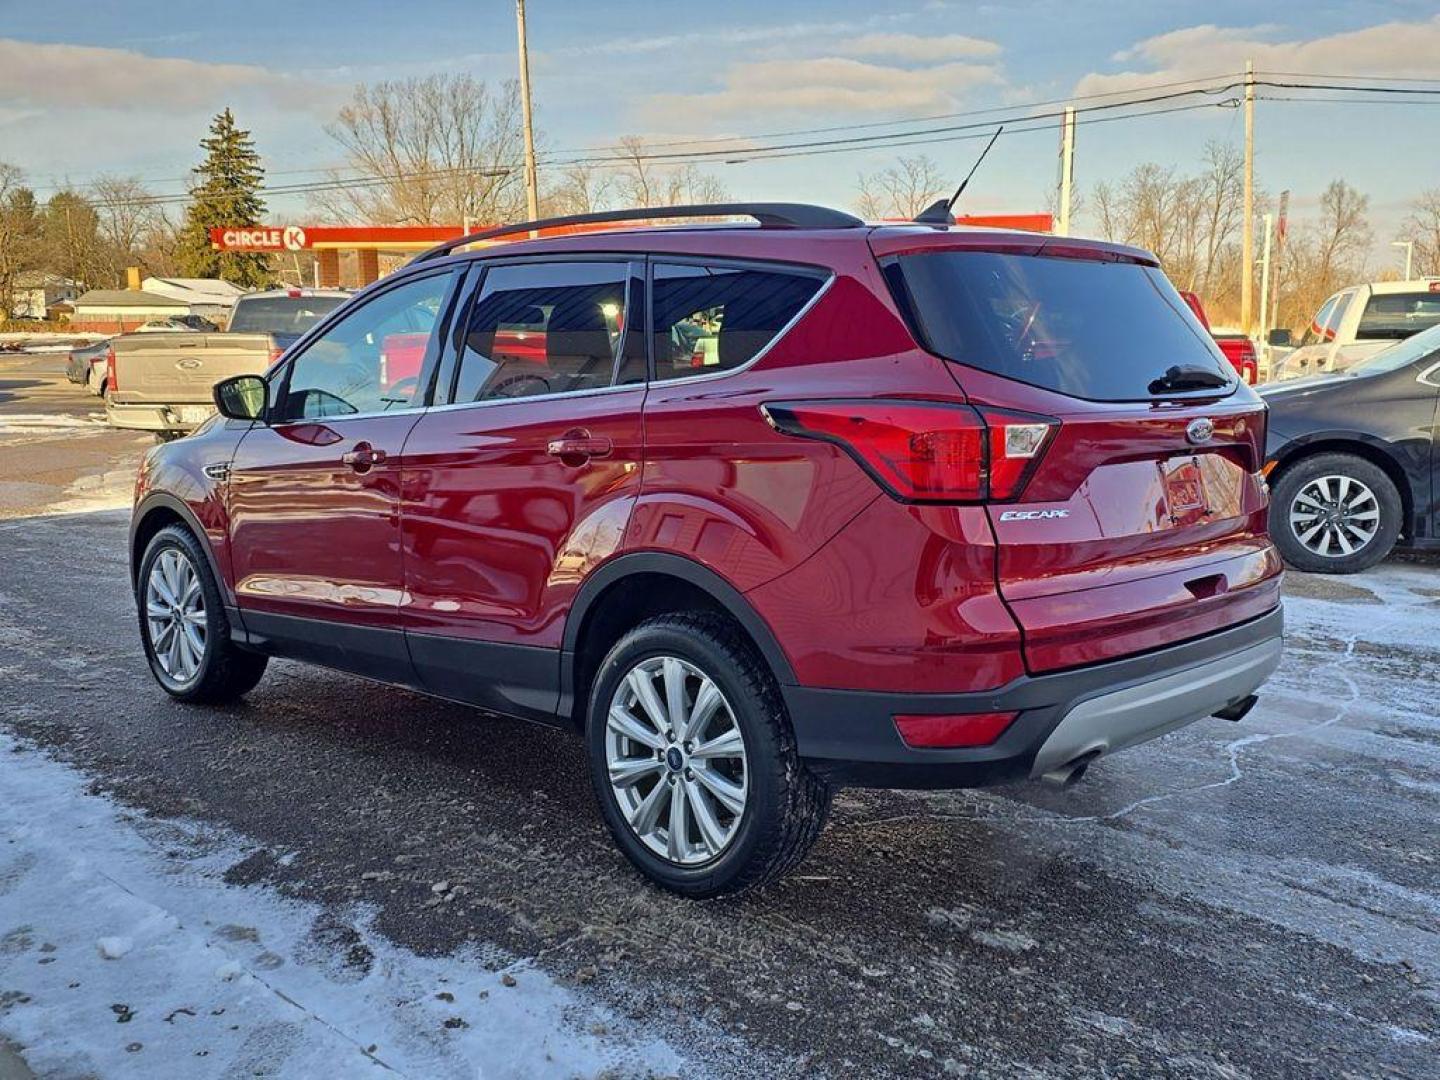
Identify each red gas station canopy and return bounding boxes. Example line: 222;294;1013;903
210;213;1055;255
209;225;467;252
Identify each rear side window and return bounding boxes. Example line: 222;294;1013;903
887;252;1233;401
1356;291;1440;341
451;262;630;402
651;263;823;381
228;296;346;334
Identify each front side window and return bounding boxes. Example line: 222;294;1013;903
1355;290;1440;341
651;263;824;381
1323;291;1354;341
451;262;630;402
1300;295;1340;348
278;272;453;421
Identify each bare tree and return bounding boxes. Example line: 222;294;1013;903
1311;179;1372;293
90;174;168;285
543;162;613;216
1400;188;1440;278
856;155;945;219
1194;141;1244;298
315;74;528;226
608;136;728;208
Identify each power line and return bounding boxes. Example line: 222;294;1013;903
65;76;1440;212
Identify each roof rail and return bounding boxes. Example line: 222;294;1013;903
411;202;864;264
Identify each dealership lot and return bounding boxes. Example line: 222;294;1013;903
1;350;1437;1077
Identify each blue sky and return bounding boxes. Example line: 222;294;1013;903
2;0;1438;268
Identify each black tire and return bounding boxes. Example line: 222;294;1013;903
585;613;831;899
137;525;268;703
1269;452;1402;574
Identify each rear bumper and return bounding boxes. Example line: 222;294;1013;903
782;605;1283;788
106;401;213;432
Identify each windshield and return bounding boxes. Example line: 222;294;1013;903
887;251;1233;401
228;296;346;334
1348;321;1440;376
1355;290;1440;341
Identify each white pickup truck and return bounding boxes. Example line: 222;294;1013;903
1269;278;1440;380
105;288;347;437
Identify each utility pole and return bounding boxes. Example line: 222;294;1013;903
1258;213;1273;346
1240;60;1255;335
1056;106;1076;237
515;0;540;222
1392;240;1414;280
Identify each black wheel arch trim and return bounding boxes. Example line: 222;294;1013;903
559;552;798;724
1266;431;1416;538
130;493;234;606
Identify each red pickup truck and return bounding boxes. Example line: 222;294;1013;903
1180;291;1258;384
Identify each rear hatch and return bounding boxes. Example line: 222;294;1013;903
879;234;1281;673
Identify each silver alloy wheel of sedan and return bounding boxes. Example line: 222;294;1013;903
605;655;749;866
145;548;207;684
1288;474;1381;559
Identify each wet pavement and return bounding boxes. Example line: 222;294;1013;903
0;353;1436;1077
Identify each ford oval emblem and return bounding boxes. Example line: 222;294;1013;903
1186;417;1215;444
175;357;202;371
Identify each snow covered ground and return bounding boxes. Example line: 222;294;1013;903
0;733;685;1079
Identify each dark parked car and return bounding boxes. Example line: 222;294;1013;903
1261;322;1440;572
130;203;1283;898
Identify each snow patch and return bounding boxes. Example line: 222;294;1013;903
0;734;687;1078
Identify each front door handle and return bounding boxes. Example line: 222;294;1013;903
341;441;387;472
546;430;613;463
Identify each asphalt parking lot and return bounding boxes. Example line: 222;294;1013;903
1;349;1437;1077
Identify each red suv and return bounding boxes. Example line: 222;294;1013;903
130;203;1283;898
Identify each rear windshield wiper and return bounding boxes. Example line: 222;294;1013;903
1148;364;1231;396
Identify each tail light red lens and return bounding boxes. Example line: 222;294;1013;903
894;711;1018;748
762;399;1056;503
105;347;117;392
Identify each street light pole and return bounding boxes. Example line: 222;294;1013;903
1056;106;1075;237
1392;240;1414;280
515;0;540;222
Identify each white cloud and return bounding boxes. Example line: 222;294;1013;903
1076;16;1440;97
841;33;1001;63
0;38;325;112
642;56;1001;123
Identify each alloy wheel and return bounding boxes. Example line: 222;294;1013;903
604;655;749;866
145;548;207;684
1288;474;1381;559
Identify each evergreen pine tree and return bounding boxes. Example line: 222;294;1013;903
177;109;271;286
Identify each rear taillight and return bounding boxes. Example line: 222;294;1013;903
105;347;117;392
268;347;284;367
762;399;1057;503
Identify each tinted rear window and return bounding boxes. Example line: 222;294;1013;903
228;296;346;334
1356;291;1440;341
887;252;1233;401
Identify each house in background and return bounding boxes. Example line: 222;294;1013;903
69;289;194;333
70;271;249;332
7;272;81;319
141;277;246;323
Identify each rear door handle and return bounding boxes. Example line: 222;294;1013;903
547;430;612;462
341;442;387;472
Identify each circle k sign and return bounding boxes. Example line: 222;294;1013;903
282;225;307;251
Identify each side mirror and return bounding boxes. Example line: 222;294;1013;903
213;374;269;421
1266;328;1293;348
